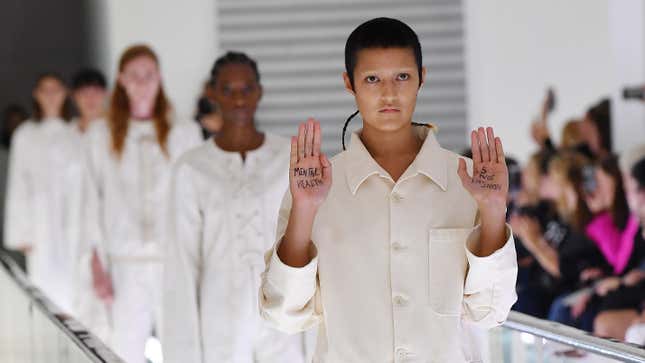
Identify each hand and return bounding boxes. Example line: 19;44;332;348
18;244;33;255
509;215;542;252
580;267;604;282
289;118;332;210
571;292;591;319
531;120;549;146
91;249;114;305
458;127;509;212
595;277;621;296
623;270;645;286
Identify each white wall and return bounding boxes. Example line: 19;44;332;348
608;0;645;154
464;0;614;162
97;0;219;120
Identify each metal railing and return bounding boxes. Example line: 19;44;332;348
0;252;124;363
3;248;645;363
495;311;645;363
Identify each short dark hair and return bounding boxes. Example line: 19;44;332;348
344;17;423;88
71;68;107;90
210;51;260;87
633;157;645;190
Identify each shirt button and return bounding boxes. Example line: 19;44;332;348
391;192;404;202
393;295;408;307
391;242;404;251
395;348;409;361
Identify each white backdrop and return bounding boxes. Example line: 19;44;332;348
464;0;615;162
89;0;219;121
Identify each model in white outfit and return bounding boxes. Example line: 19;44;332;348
83;118;201;360
5;117;82;313
68;68;111;342
260;18;516;362
4;74;82;314
163;51;305;363
164;135;305;363
82;45;203;363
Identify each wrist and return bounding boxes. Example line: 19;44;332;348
478;201;507;220
292;199;320;217
528;237;546;254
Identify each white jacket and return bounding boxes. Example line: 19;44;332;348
4;118;84;313
163;135;305;363
260;128;518;363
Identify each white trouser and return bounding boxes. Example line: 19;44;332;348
75;252;111;344
109;259;162;363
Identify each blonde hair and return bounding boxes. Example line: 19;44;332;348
548;152;593;229
560;119;583;148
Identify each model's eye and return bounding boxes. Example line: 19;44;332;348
397;73;410;81
365;75;379;83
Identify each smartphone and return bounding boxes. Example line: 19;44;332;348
582;165;597;194
545;88;556;113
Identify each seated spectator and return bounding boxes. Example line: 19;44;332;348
513;151;611;329
594;157;645;340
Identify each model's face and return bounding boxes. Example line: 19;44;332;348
539;173;560;201
595;168;615;209
343;47;425;133
118;56;161;105
34;77;67;117
212;63;262;125
73;85;107;121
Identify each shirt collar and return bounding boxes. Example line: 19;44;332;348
344;125;447;195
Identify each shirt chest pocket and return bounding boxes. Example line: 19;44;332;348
427;228;470;315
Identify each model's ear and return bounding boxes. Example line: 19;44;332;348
419;66;427;89
342;72;355;96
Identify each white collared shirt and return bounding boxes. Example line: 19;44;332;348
162;135;305;363
260;127;518;363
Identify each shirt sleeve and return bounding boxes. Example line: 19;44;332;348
162;162;204;363
259;190;322;334
462;223;518;329
4;125;35;249
80;127;107;262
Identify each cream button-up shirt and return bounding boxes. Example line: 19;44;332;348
260;127;517;363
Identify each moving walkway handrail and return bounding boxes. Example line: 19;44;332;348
4;249;645;363
504;310;645;363
0;251;124;363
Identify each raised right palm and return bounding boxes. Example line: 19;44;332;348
289;118;332;209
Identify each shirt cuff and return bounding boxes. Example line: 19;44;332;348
464;223;516;294
265;239;319;300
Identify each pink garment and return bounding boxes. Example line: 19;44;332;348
585;213;640;275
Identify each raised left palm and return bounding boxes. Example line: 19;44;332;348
457;127;509;209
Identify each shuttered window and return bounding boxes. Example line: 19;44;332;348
218;0;467;154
